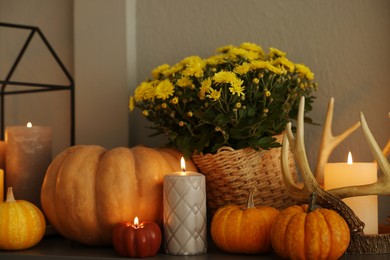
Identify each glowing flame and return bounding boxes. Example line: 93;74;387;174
180;157;186;172
347;151;353;165
26;122;32;128
134;216;139;226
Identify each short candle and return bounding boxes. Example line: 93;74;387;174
325;152;378;234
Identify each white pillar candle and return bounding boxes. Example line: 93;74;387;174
163;157;207;255
324;152;378;234
5;122;52;209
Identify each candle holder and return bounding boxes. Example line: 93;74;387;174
0;22;75;145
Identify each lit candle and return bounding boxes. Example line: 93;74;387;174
0;140;5;169
325;152;378;234
5;122;52;209
163;157;207;255
0;169;3;202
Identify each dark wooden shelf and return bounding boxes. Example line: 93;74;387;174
0;235;389;260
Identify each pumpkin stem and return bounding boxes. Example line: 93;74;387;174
246;188;256;209
308;192;317;213
5;187;16;203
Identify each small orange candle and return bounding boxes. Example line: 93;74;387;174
325;152;378;234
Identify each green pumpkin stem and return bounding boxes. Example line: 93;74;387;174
308;192;317;213
246;188;256;209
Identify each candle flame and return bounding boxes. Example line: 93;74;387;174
26;122;32;128
347;151;353;165
180;157;186;172
132;216;143;229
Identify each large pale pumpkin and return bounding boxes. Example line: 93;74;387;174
40;145;196;246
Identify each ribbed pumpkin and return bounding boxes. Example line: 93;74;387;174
0;187;46;250
211;190;279;254
40;145;196;246
270;203;350;260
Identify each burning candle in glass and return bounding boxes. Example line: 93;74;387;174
163;157;207;255
325;151;378;234
5;122;52;209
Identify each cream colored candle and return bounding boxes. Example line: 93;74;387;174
0;169;3;202
0;141;5;170
324;152;378;234
163;157;207;255
5;122;52;209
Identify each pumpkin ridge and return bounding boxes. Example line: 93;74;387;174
319;208;350;260
42;145;87;239
57;146;106;244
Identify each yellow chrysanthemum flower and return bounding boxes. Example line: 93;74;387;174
250;60;269;70
229;79;245;97
272;57;295;73
269;47;286;58
216;44;234;53
199;78;212;100
177;77;193;87
152;64;170;79
155;79;174;100
234;62;251;75
240;42;265;57
134;81;155;102
207;54;227;66
207;88;222;101
163;63;183;77
229;47;259;61
129;96;135;111
213;71;238;84
296;64;315;81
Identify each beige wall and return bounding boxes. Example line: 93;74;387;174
1;0;389;224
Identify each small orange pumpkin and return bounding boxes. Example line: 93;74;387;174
211;189;279;254
270;193;350;260
0;187;46;250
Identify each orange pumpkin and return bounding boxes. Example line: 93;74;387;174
270;203;350;260
40;145;196;246
210;190;279;254
0;187;46;250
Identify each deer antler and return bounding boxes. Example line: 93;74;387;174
314;98;361;185
281;97;365;232
281;96;390;254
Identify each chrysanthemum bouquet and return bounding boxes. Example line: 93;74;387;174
130;42;317;157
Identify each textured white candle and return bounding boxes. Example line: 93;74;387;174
163;166;207;255
5;123;52;209
325;154;377;234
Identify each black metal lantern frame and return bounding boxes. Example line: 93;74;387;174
0;22;75;145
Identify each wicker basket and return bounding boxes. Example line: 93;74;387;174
191;134;298;214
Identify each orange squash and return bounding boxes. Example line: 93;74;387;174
270;199;350;260
0;187;46;250
210;190;279;254
40;145;196;246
